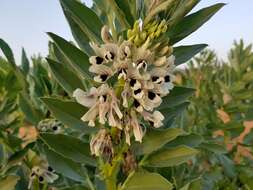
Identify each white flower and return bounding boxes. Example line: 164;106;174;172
28;164;58;189
73;84;122;127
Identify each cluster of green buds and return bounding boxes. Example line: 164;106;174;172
127;19;168;46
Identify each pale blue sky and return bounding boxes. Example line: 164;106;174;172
0;0;253;62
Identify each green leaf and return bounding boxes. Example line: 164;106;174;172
174;44;208;65
0;175;20;190
122;171;173;190
200;143;227;154
41;97;96;133
60;0;103;42
159;87;195;109
142;146;198;167
133;128;185;155
0;39;27;89
114;0;135;26
48;32;92;80
46;58;85;95
217;155;236;178
167;133;204;148
61;6;93;55
44;146;86;182
0;39;16;66
107;0;131;29
40;133;96;166
21;48;30;75
19;93;44;125
167;3;225;44
160;102;189;127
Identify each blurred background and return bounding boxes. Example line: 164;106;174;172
0;0;252;61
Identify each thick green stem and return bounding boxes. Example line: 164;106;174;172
103;140;129;190
105;177;117;190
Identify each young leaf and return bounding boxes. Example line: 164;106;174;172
0;39;16;67
21;48;30;75
48;32;92;80
46;58;85;95
121;171;173;190
167;3;225;44
40;133;96;166
159;87;195;109
41;97;96;133
133;128;185;155
174;44;208;66
60;0;103;43
142;146;198;167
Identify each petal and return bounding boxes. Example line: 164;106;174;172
101;25;113;43
81;104;99;126
73;88;97;107
89;64;113;75
131;111;143;142
90;42;103;57
99;103;110;124
125;128;131;145
112;101;123;119
154;56;167;66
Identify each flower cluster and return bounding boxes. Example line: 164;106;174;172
28;162;58;189
73;22;175;151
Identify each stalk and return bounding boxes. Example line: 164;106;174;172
105;176;117;190
103;140;128;190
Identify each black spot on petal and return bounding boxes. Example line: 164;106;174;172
110;52;115;60
134;99;140;108
39;176;44;182
130;79;137;87
105;52;115;61
149;121;154;126
134;89;142;95
48;166;53;172
102;95;107;102
95;56;104;65
118;68;127;75
148;92;156;100
52;126;58;131
164;75;171;82
100;74;108;82
152;76;159;82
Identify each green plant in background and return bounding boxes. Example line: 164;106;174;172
0;41;66;190
175;40;253;189
0;0;225;189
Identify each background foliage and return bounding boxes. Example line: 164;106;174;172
1;0;252;190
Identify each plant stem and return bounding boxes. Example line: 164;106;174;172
105;177;117;190
85;173;96;190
